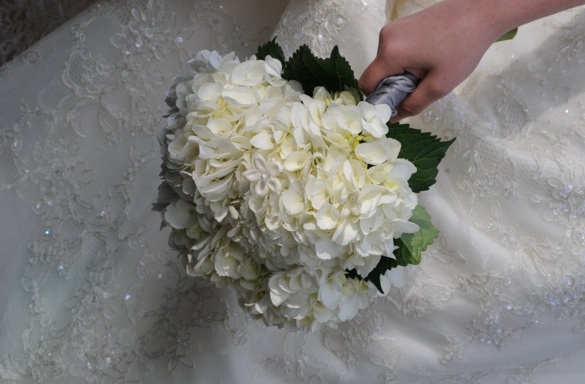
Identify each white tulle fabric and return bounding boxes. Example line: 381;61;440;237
1;0;585;382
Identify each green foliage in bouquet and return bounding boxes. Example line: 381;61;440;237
256;37;286;65
257;38;362;98
386;123;455;193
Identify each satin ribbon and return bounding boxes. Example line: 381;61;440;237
365;72;419;117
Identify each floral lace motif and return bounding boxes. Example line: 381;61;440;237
273;0;368;58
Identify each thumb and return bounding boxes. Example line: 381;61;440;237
359;57;403;96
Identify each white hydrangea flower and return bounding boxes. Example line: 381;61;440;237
318;270;372;321
159;50;420;329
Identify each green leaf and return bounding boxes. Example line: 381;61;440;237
282;45;362;98
256;37;286;65
386;122;454;193
393;205;438;267
496;28;518;42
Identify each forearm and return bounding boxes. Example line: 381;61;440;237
476;0;585;42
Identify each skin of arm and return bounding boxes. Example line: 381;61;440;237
359;0;585;121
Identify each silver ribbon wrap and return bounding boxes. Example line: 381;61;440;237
365;72;419;117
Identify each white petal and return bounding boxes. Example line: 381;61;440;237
323;105;362;135
337;297;359;321
354;254;381;277
359;214;385;235
359;185;384;217
250;130;274;150
164;200;198;229
355;142;389;165
264;56;283;77
393;219;419;236
332;221;359;245
207;118;233;135
300;273;316;292
214;252;238;278
269;288;288;307
282;188;305;215
230;60;264;86
315;237;341;260
263;57;286;86
195;175;233;201
284;151;308;171
390;159;417;180
312;86;331;101
316;203;340;230
381;240;396;260
306;178;328;210
382;138;401;160
343;159;366;188
358;101;391;137
222;86;257;106
167;135;187;159
319;277;342;309
197;82;221;101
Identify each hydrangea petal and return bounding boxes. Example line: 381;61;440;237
282;188;305;215
164;200;198;229
284;151;308;171
332;221;359;246
250;130;274;149
230;60;264;86
355;142;388;165
318;275;342;309
222;86;257;106
315;237;341;260
316;203;340;230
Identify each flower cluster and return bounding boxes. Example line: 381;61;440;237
158;50;418;329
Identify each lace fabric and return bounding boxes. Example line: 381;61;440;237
0;1;289;382
272;0;386;75
1;0;585;382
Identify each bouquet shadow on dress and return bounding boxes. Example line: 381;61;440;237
154;39;453;330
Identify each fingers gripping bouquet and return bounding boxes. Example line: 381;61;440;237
155;39;453;329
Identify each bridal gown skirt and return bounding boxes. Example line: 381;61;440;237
1;0;585;382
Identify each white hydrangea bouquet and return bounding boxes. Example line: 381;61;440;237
155;40;453;329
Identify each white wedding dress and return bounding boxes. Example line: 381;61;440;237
2;0;585;382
